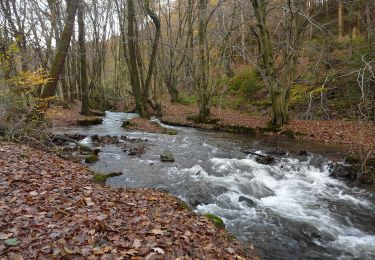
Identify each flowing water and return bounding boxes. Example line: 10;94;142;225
57;112;375;259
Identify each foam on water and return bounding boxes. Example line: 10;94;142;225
179;155;375;259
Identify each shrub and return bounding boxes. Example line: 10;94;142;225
178;94;198;105
228;68;261;98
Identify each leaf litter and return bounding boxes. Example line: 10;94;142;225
0;141;258;259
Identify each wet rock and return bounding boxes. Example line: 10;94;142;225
256;155;275;165
85;155;99;164
121;120;134;128
127;146;146;157
77;117;103;126
108;172;123;177
90;110;106;117
268;148;287;156
239;196;256;207
160;150;175;162
297;150;309;156
328;163;358;181
301;225;322;239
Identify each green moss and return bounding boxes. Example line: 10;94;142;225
166;129;178;135
345;155;361;164
186;114;220;124
79;144;92;152
205;213;225;228
178;95;198;105
281;130;296;139
228;68;261;97
122;120;135;128
92;174;108;183
178;202;189;210
85;155;99;163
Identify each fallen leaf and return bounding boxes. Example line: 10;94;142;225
133;238;142;249
153;247;165;255
4;238;20;246
0;233;12;240
151;228;164;235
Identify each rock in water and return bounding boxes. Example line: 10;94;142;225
239;196;256;207
256;155;275;165
160;150;175;162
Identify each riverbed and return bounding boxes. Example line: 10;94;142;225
56;112;375;260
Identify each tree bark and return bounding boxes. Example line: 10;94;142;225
143;0;161;113
78;0;89;115
198;0;210;121
338;1;344;38
127;0;145;116
41;0;78;98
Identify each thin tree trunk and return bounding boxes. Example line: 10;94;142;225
198;0;210;121
78;0;89;115
143;0;161;112
41;0;78;98
338;1;344;38
127;0;145;116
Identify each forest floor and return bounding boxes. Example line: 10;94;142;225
161;104;375;153
0;141;257;259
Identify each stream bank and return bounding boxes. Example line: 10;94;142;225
0;141;256;259
53;111;375;260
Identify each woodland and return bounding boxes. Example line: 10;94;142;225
0;0;375;259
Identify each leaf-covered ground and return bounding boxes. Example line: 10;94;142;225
0;142;257;259
162;104;375;152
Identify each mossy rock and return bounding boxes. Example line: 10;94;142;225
166;129;178;135
281;130;296;139
160;150;175;162
92;174;108;183
205;213;225;228
122;120;135;128
77;117;103;126
85;155;99;163
108;172;123;178
79;144;92;152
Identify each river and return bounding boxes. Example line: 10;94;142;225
57;112;375;259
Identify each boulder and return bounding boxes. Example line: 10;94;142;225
85;155;99;164
256;155;275;165
160;150;175;162
239;196;256;207
328;163;358;181
77;117;103;126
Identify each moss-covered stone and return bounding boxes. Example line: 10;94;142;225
79;144;92;152
205;213;225;228
121;120;135;128
77;117;103;126
108;172;123;178
166;129;178;135
160;150;175;162
92;174;108;183
281;130;296;139
85;155;99;163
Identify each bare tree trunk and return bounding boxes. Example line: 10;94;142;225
198;0;210;121
143;0;161;111
338;1;344;38
41;0;78;98
78;0;89;115
127;0;145;116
